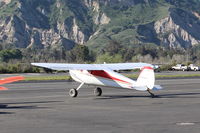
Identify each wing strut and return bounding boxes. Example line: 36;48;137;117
76;82;84;91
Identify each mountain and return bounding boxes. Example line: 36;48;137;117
0;0;200;52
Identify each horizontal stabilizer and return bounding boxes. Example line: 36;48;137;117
152;85;163;91
134;86;148;91
134;85;163;91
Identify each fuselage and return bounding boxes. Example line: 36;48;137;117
69;70;136;89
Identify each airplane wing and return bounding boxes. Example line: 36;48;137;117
31;63;153;71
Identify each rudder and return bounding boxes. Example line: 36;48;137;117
135;67;155;91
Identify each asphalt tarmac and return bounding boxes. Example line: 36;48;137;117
0;78;200;133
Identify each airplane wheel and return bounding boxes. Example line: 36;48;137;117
69;89;78;97
94;87;102;96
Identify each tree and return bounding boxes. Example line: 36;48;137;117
123;48;135;61
67;45;93;63
0;49;22;62
105;40;122;55
96;53;123;63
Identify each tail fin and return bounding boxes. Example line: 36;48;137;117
135;67;155;91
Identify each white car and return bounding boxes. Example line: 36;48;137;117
188;64;199;71
171;64;188;71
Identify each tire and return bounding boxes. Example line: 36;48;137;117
69;89;78;97
94;87;102;96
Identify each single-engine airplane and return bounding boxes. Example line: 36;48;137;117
31;63;162;98
0;76;24;90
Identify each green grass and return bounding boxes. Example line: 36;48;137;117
155;74;200;78
125;73;200;79
24;75;72;81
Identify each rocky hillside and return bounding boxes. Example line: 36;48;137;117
0;0;200;51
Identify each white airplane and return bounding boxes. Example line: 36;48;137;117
31;63;162;98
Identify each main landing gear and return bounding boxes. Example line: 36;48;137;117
147;88;155;98
69;82;84;97
68;82;103;98
94;87;102;96
69;89;78;97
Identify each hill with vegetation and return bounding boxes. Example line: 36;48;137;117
0;0;200;71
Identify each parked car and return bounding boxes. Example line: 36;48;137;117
188;64;199;71
171;64;188;71
152;64;160;72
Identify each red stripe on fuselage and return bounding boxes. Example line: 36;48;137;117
89;70;130;84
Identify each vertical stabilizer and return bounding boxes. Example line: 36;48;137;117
135;67;155;91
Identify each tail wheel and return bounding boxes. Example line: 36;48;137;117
94;87;102;96
69;89;78;97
